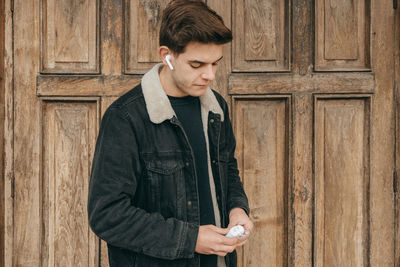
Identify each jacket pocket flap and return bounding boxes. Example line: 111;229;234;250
144;160;185;175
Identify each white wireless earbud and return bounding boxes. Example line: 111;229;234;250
165;54;174;70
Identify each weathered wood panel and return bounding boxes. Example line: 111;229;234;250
37;75;141;97
101;0;123;76
41;0;99;73
315;0;370;71
233;96;290;267
396;93;400;267
41;100;99;267
229;72;375;94
314;97;370;267
125;0;169;74
395;5;400;266
232;0;289;72
13;0;41;265
292;94;313;266
4;0;14;265
292;0;312;75
0;0;5;265
369;1;395;265
208;0;232;101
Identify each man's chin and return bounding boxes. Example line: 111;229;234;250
190;89;207;97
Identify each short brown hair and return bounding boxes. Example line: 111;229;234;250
159;0;232;54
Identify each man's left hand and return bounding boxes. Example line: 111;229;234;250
227;208;254;246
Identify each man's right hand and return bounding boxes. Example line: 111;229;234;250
195;225;240;256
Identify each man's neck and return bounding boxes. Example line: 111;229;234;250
159;65;187;97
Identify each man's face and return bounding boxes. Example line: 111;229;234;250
168;42;223;97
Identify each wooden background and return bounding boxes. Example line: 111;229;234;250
1;0;399;266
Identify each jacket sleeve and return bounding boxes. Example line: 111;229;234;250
221;100;250;216
88;106;198;260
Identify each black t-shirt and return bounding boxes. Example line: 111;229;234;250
168;95;217;267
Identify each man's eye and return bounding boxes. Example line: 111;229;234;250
190;63;201;68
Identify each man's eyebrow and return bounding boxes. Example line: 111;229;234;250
188;56;224;64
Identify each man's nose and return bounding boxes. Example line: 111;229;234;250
201;65;216;81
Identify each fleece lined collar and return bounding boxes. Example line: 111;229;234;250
141;63;224;124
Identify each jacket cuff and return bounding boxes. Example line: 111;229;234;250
177;222;199;258
228;200;250;216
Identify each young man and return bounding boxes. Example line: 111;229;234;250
88;1;253;266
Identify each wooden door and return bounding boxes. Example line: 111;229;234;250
395;2;400;266
230;0;396;266
2;0;397;266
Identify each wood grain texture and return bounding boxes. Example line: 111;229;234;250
13;0;41;265
395;5;400;267
292;94;313;266
37;75;141;96
233;96;290;267
3;1;14;266
41;0;99;73
396;93;400;267
101;0;123;75
314;97;370;267
41;100;99;267
0;0;5;264
244;0;277;60
292;0;312;75
315;0;370;71
324;0;358;59
125;0;168;74
208;0;232;101
232;0;289;72
369;0;395;265
229;72;375;94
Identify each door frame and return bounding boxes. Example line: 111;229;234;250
395;3;400;266
2;0;13;266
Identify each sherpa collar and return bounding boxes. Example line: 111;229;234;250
141;63;224;124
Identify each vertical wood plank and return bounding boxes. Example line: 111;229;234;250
370;0;395;265
136;0;167;63
395;5;400;267
232;0;289;72
324;0;358;59
292;0;312;75
4;0;14;265
41;0;99;73
233;97;290;267
244;0;278;60
42;101;99;267
315;0;370;71
101;0;123;75
0;0;5;264
13;0;41;265
314;97;370;267
207;0;231;101
292;94;312;267
125;0;168;74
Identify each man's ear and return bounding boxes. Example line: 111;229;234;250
159;46;175;70
159;46;171;63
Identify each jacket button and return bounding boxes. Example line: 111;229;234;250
185;162;190;167
187;201;192;206
212;160;216;164
210;119;214;123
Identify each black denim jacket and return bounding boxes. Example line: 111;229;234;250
88;66;249;267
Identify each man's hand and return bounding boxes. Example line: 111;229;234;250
227;208;254;246
195;225;240;256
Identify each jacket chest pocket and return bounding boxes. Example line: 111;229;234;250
143;157;186;220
